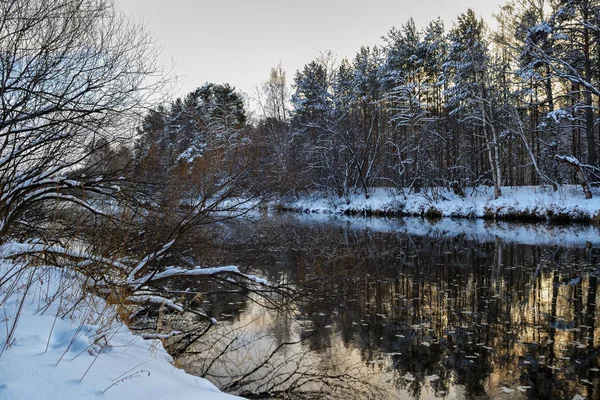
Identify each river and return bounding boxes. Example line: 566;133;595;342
166;214;600;399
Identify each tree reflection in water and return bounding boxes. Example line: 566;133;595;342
166;215;600;399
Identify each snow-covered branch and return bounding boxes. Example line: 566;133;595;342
148;265;268;285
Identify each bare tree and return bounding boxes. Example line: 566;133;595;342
0;0;274;358
0;0;163;242
253;63;298;193
257;63;290;123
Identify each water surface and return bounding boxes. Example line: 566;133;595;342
172;215;600;399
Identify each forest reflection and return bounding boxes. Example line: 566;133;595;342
174;215;600;399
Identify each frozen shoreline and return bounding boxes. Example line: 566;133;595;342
276;185;600;223
0;258;241;400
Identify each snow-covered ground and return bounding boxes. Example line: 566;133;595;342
278;185;600;222
0;256;240;400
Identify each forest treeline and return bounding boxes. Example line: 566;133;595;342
135;0;600;201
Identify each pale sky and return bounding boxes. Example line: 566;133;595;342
117;0;501;101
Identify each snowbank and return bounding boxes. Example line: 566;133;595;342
277;185;600;223
0;260;240;400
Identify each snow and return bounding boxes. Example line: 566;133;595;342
151;265;269;285
547;108;571;123
279;185;600;222
281;205;600;248
557;155;581;165
0;259;241;400
0;241;129;273
126;294;184;312
403;372;416;381
128;239;176;282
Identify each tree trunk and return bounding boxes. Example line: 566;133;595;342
583;13;597;166
555;155;593;199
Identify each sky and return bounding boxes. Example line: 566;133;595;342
116;0;502;103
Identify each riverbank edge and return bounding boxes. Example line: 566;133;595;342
0;257;241;400
271;186;600;224
274;205;600;223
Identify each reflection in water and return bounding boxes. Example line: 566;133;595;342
169;215;600;399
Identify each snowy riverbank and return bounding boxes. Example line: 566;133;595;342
0;255;240;400
276;185;600;223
